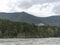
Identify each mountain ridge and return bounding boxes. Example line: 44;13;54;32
0;12;60;26
0;12;42;24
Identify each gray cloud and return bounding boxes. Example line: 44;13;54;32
10;0;60;9
18;1;32;9
18;0;60;9
53;6;60;14
32;0;60;4
7;0;60;16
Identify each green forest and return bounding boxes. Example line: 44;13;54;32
0;19;60;38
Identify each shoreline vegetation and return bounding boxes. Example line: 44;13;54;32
0;19;60;38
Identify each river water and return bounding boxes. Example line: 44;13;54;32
0;38;60;45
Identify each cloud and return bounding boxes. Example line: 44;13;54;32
8;0;32;9
25;3;55;17
53;2;60;14
32;0;60;4
0;0;60;17
8;0;60;9
7;0;60;17
0;0;10;12
54;6;60;14
20;0;60;9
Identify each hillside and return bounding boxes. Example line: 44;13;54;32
0;12;60;26
0;19;59;38
41;16;60;26
0;12;42;24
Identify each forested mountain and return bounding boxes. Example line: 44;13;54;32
0;12;42;24
0;12;60;26
0;19;59;38
41;16;60;26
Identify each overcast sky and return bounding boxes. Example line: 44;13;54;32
0;0;60;17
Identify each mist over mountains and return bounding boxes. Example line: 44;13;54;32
0;12;60;26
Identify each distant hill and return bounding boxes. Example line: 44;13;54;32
0;12;42;24
0;12;60;26
42;16;60;26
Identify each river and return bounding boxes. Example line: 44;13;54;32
0;38;60;45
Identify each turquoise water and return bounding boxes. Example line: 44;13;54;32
0;38;60;45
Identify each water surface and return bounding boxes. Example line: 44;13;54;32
0;38;60;45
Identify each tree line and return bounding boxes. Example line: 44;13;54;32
0;19;59;38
